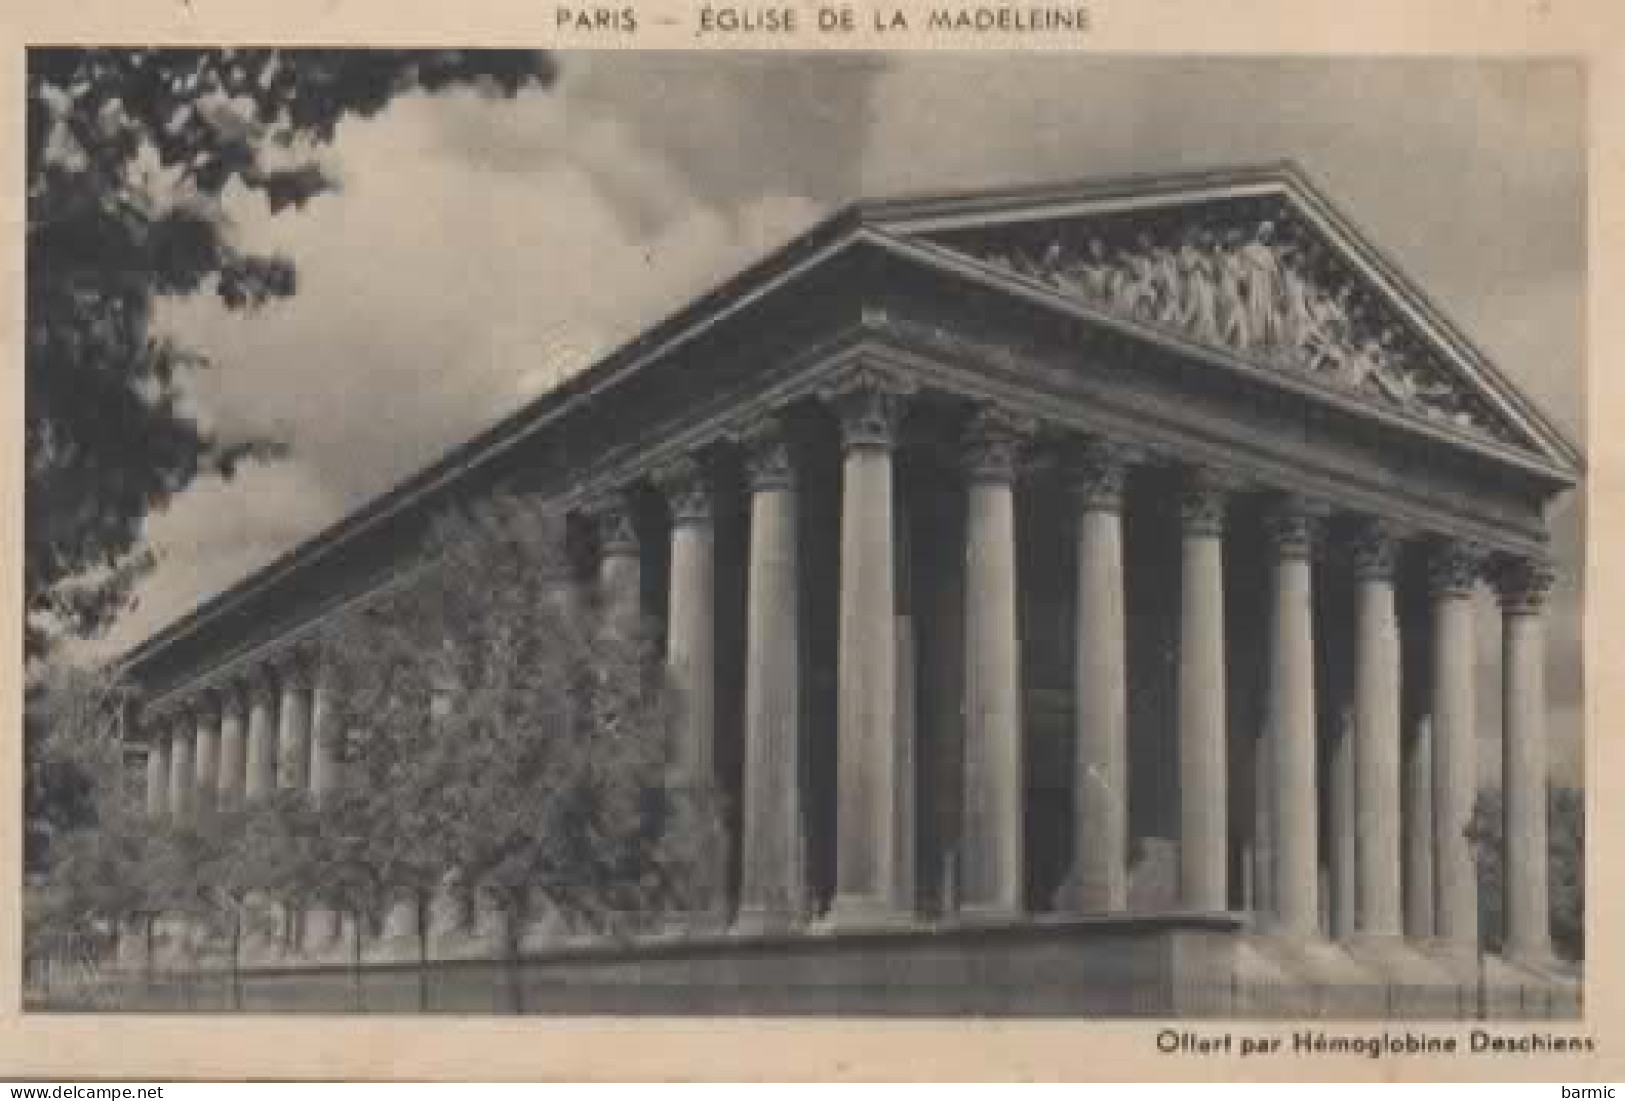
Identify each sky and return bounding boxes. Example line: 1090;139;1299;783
84;53;1586;785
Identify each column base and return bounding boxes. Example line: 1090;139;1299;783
731;906;804;938
952;901;1027;927
1051;870;1125;916
827;894;915;932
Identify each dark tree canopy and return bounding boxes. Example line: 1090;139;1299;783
26;48;556;659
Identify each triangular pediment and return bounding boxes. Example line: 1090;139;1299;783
863;166;1579;475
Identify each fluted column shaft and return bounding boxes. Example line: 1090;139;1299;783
168;717;195;823
829;372;913;926
958;407;1030;919
1264;499;1319;937
1429;541;1481;950
307;671;341;946
1328;704;1356;938
1403;714;1436;939
245;675;279;800
658;458;717;786
145;734;171;818
1064;442;1131;913
1352;521;1403;937
1497;556;1556;964
1177;470;1229;912
309;674;339;802
193;700;221;814
277;665;312;791
216;689;247;808
736;419;805;931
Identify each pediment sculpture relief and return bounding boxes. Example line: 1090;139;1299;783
948;218;1521;446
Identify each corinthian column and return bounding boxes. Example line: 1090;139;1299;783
1177;468;1230;912
656;456;717;787
245;670;280;800
193;693;221;814
957;405;1032;920
168;710;195;822
735;416;806;933
1351;519;1403;938
827;368;915;928
145;729;171;819
656;455;722;928
1263;496;1319;937
1429;539;1482;951
1495;554;1556;966
1061;439;1132;914
216;686;247;809
276;657;313;791
594;492;642;640
307;661;341;947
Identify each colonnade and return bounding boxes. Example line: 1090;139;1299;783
141;366;1560;965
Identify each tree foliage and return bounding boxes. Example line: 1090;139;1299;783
26;48;556;658
1469;784;1585;962
319;494;727;958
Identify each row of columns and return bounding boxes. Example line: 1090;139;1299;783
140;366;1559;967
146;656;339;824
583;368;1557;964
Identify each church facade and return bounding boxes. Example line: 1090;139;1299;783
120;164;1583;1015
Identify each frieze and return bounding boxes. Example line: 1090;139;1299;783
931;212;1523;447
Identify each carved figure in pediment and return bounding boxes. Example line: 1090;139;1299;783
1148;239;1183;326
1277;245;1318;353
1121;233;1162;322
1176;229;1222;343
1298;283;1352;376
1217;227;1252;350
1039;241;1065;280
1080;237;1117;303
1238;221;1287;353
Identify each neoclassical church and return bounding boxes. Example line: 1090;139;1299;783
120;164;1582;1015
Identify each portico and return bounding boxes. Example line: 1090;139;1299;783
120;164;1581;1007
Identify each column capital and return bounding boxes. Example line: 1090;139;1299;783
245;664;281;708
1178;467;1233;538
820;365;916;452
272;647;314;692
1347;516;1404;582
193;689;225;726
1262;494;1323;560
587;491;639;557
1427;538;1486;599
162;699;196;730
1493;554;1557;616
734;414;797;492
961;405;1036;484
1065;436;1136;513
651;454;714;526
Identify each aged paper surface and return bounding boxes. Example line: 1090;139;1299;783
0;0;1620;1080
